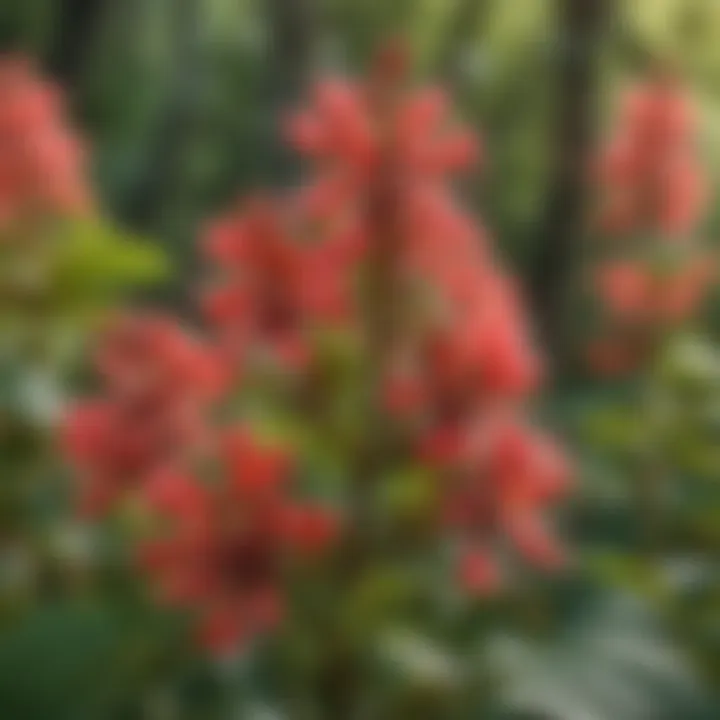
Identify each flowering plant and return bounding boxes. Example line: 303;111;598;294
589;72;714;375
0;56;165;622
64;46;570;714
579;70;720;608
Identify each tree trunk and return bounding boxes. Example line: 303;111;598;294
124;0;202;229
265;0;316;99
48;0;107;92
531;0;610;369
262;0;317;182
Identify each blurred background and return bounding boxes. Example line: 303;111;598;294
1;0;720;305
0;1;719;718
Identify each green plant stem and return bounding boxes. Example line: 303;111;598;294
317;53;407;720
635;343;670;556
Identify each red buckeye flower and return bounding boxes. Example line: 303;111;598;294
64;46;570;646
138;428;338;653
596;256;716;326
447;420;571;590
202;196;355;370
287;49;564;594
62;315;223;515
0;56;92;230
597;75;706;240
590;73;715;373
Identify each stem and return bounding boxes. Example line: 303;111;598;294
635;339;669;555
317;45;408;720
635;454;663;554
351;43;407;548
531;0;610;368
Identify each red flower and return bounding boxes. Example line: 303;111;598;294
0;56;91;229
202;197;355;369
591;74;713;373
289;52;565;596
595;261;654;321
458;550;501;595
586;337;642;377
597;77;705;240
287;80;479;178
67;48;570;633
596;257;715;326
284;75;479;240
448;421;571;586
388;275;541;469
62;315;223;515
139;429;338;653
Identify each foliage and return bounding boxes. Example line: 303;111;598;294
0;55;166;673
0;1;719;719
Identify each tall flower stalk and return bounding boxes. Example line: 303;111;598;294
589;71;714;551
63;45;570;716
590;72;713;374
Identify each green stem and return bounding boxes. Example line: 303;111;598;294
317;48;408;720
635;336;670;555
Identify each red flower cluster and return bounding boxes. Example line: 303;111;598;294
591;75;715;373
598;76;705;239
596;256;714;327
202;196;354;370
0;57;91;231
285;51;565;588
286;78;478;212
64;48;569;651
63;315;222;515
450;421;570;592
139;429;337;652
388;273;541;467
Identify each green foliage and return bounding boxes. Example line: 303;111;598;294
1;0;720;717
488;588;710;720
53;217;168;310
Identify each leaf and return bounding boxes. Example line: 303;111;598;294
485;590;710;720
584;406;647;455
51;217;168;308
659;335;720;389
379;465;440;522
0;599;192;720
589;553;669;600
0;602;118;720
378;628;461;690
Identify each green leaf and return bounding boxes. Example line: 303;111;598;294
379;465;440;523
378;628;461;690
0;602;118;720
486;591;709;720
51;217;168;308
584;406;647;454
